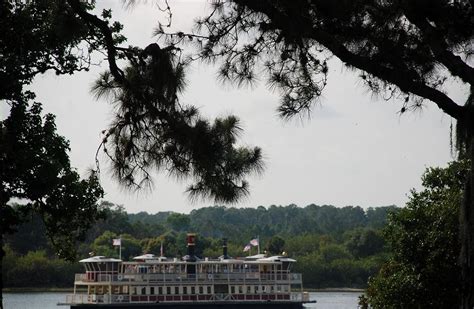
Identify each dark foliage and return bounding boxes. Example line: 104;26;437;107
367;160;468;308
0;0;124;101
1;102;105;259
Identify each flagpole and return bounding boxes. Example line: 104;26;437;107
119;236;122;260
257;235;260;255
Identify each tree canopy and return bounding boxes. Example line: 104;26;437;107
0;101;104;308
0;101;104;259
163;0;472;122
0;0;124;102
366;160;468;308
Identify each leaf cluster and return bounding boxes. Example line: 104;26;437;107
162;0;473;119
93;45;264;203
366;160;469;308
1;101;105;260
0;0;125;101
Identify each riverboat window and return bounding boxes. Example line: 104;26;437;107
231;286;235;294
158;287;162;295
174;287;179;295
141;287;146;295
183;287;187;295
131;287;136;295
238;286;243;294
191;286;195;294
166;287;171;295
207;286;212;294
150;287;155;295
199;286;203;294
247;285;252;293
254;285;259;293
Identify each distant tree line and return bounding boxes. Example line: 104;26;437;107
3;203;396;289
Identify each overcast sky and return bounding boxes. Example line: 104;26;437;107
2;1;469;214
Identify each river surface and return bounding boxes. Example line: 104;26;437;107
3;291;362;308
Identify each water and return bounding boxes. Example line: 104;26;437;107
3;291;362;308
306;292;362;308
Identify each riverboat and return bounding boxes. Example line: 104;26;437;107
59;234;313;308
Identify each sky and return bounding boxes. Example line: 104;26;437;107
1;0;469;214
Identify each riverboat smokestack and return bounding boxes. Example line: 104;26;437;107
222;238;230;259
186;233;196;261
185;233;197;275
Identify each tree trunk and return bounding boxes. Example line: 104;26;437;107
460;136;474;309
0;233;4;309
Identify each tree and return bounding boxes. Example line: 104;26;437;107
0;102;104;308
0;5;121;306
92;231;142;260
345;228;385;258
366;160;468;308
0;0;125;102
157;1;473;306
267;236;285;255
58;0;264;204
166;213;191;232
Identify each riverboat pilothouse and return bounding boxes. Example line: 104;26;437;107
60;234;313;308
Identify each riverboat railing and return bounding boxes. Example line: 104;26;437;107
75;272;302;284
64;293;304;305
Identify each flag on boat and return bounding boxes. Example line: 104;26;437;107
243;244;251;252
250;238;259;246
113;238;121;246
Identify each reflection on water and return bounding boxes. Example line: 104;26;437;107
4;291;362;309
4;292;69;309
307;292;362;308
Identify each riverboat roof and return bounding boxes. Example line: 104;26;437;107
79;256;122;263
120;255;295;265
132;254;169;260
257;256;297;263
